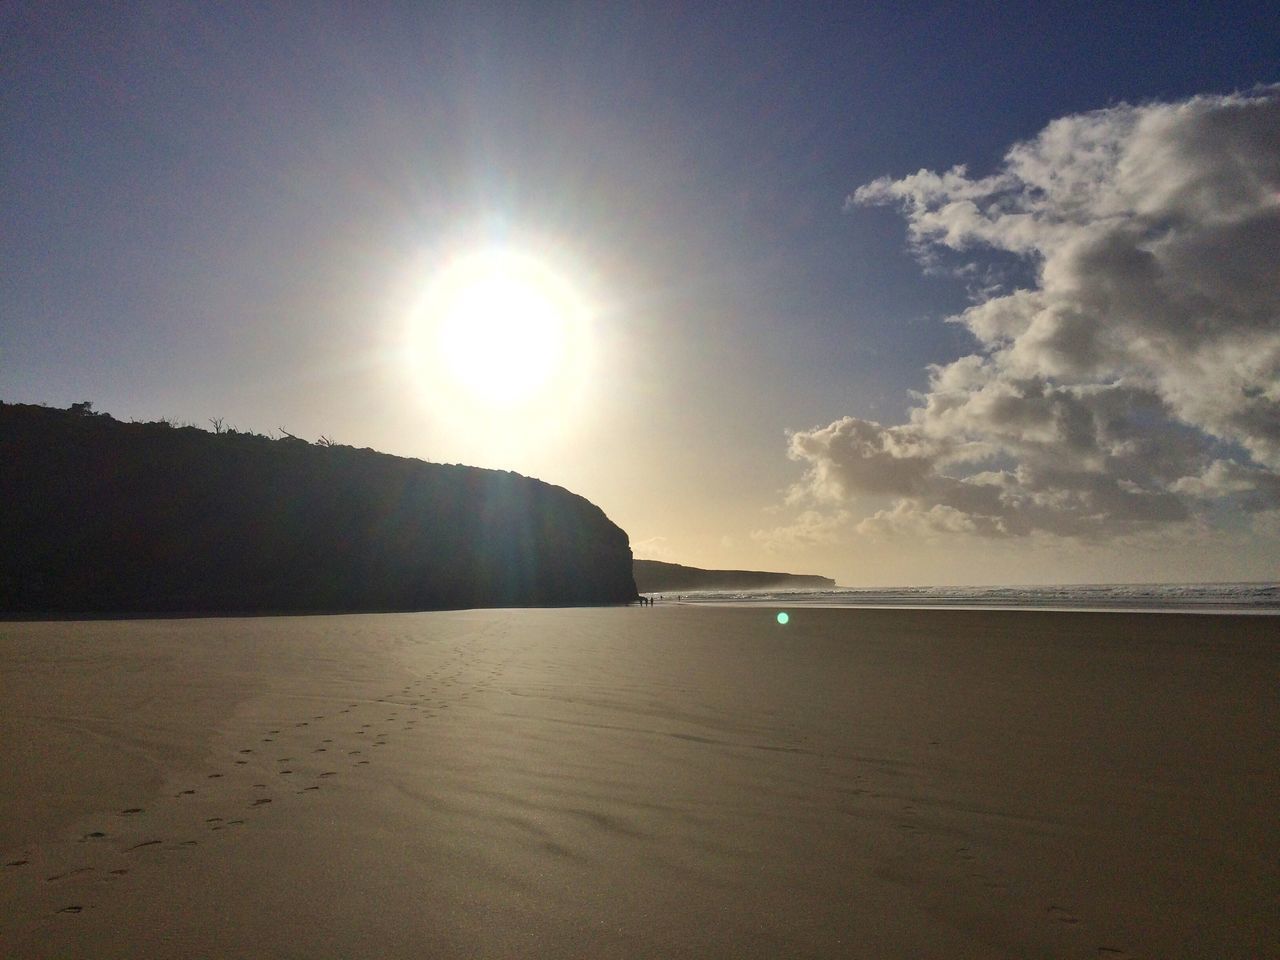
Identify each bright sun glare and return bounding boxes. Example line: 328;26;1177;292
416;248;588;411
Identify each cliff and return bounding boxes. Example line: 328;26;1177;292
633;559;835;593
0;402;638;614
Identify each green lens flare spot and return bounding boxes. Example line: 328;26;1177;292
776;611;790;625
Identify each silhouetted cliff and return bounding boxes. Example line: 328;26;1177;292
1;402;638;614
633;559;835;593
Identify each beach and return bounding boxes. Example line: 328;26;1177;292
2;607;1275;958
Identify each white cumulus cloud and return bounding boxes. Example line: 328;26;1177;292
789;87;1280;541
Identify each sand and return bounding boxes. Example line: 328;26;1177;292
1;607;1276;958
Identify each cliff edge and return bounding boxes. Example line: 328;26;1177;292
1;402;638;614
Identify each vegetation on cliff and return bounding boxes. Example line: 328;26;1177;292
1;402;638;614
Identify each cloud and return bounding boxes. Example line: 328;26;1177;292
631;536;676;561
751;509;852;552
791;87;1280;540
1170;459;1280;510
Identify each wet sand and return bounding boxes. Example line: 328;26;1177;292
2;607;1276;958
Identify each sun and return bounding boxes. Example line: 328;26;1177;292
413;248;589;412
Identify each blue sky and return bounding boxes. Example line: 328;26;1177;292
4;3;1278;584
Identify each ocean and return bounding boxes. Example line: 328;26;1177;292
658;581;1280;614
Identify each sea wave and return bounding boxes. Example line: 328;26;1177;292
658;582;1280;613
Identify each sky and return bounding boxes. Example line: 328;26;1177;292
4;2;1278;586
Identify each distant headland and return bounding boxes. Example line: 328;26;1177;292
1;402;639;614
633;559;835;593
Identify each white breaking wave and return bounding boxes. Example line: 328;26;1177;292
662;582;1280;613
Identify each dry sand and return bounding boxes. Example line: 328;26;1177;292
1;607;1276;958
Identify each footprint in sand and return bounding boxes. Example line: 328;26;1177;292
1048;905;1081;925
46;867;94;882
128;840;163;851
318;771;337;778
81;831;107;841
57;905;84;915
208;772;223;779
6;859;30;867
250;798;272;807
120;808;144;816
1096;949;1132;958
